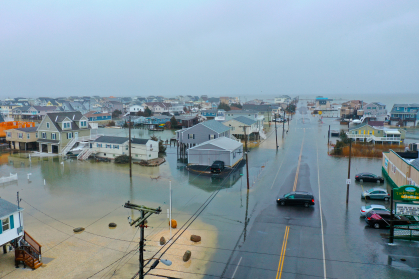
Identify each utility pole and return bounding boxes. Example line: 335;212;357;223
282;111;285;138
346;139;352;204
124;202;161;279
267;109;270;127
241;125;250;190
129;116;132;178
274;113;278;149
328;125;331;154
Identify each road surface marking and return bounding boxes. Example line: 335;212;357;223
276;225;290;279
231;257;242;278
292;129;305;192
271;158;286;189
317;141;327;279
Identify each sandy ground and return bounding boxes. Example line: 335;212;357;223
0;210;217;279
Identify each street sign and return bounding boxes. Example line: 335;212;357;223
346;179;351;185
393;185;419;201
396;203;419;216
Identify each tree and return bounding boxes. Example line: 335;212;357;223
183;106;188;113
112;109;122;118
107;120;115;127
136;110;146;116
170;116;178;128
231;103;242;109
144;106;152;117
151;135;166;153
218;103;231;111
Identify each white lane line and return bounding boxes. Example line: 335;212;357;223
316;141;327;279
231;256;242;279
271;158;285;189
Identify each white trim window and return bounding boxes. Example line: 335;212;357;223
67;132;73;139
52;133;56;140
188;134;195;139
63;122;71;129
113;145;119;149
2;216;10;232
6;132;11;138
46;122;50;128
27;133;30;139
18;133;23;139
80;120;87;127
42;132;46;139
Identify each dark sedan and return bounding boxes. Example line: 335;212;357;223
365;210;411;229
355;173;384;183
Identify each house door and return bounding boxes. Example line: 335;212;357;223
74;132;78;139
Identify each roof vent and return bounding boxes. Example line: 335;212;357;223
55;116;58;121
73;115;75;120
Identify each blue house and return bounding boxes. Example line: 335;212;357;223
84;111;112;122
146;115;170;125
390;104;419;127
201;109;218;119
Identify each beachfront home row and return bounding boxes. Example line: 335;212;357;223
92;136;158;160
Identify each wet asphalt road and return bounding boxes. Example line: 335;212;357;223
212;103;419;279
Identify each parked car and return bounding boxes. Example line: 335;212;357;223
365;210;411;229
361;188;390;200
210;160;225;173
277;191;315;208
360;204;389;216
355;173;384;183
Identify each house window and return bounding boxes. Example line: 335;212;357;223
67;132;73;139
233;152;236;159
46;122;50;128
63;122;71;129
18;133;23;139
80;120;87;127
27;133;30;139
1;217;10;232
6;132;11;138
209;134;215;139
52;133;56;140
42;132;46;139
188;134;195;139
113;145;119;149
36;133;38;138
106;144;111;148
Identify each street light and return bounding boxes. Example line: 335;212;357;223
148;258;172;269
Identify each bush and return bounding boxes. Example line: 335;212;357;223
151;136;166;153
115;155;130;164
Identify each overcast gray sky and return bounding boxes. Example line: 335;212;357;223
1;1;419;98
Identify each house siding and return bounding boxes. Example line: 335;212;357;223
0;211;23;246
177;125;231;145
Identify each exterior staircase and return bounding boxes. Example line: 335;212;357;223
60;137;77;156
13;231;42;270
77;147;94;160
259;129;267;140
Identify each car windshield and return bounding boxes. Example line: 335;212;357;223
284;193;291;198
365;205;372;209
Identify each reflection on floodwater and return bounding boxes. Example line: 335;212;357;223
187;164;244;192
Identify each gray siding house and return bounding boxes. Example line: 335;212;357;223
176;120;231;148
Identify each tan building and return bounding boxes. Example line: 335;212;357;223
382;149;419;188
220;97;230;105
5;127;38;151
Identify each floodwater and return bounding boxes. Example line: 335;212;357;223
1;108;419;278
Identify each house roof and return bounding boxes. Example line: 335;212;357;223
13;106;31;112
411;158;419;171
230;116;256;125
227;109;258;115
33;106;58;111
200;120;231;133
94;136;128;144
189;136;242;152
131;138;149;144
0;198;22;218
15;127;38;132
45;112;86;132
84;111;111;118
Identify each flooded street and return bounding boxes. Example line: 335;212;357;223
1;106;419;279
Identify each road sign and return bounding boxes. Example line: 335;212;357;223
346;179;351;185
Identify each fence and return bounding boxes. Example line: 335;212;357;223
0;173;18;184
394;224;419;241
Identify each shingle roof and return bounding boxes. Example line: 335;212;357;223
228;109;258;114
200;120;231;133
230;116;256;125
131;138;149;144
94;136;129;144
411;158;419;171
16;127;38;132
190;136;242;152
0;198;21;219
45;112;86;132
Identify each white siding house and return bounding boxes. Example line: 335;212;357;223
188;137;243;167
92;136;158;160
0;198;24;247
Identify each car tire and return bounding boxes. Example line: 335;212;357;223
384;197;389;201
374;223;380;229
360;179;363;182
304;202;309;208
280;201;285;206
377;180;380;183
365;196;370;200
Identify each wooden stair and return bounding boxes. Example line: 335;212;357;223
15;249;42;269
14;231;43;270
